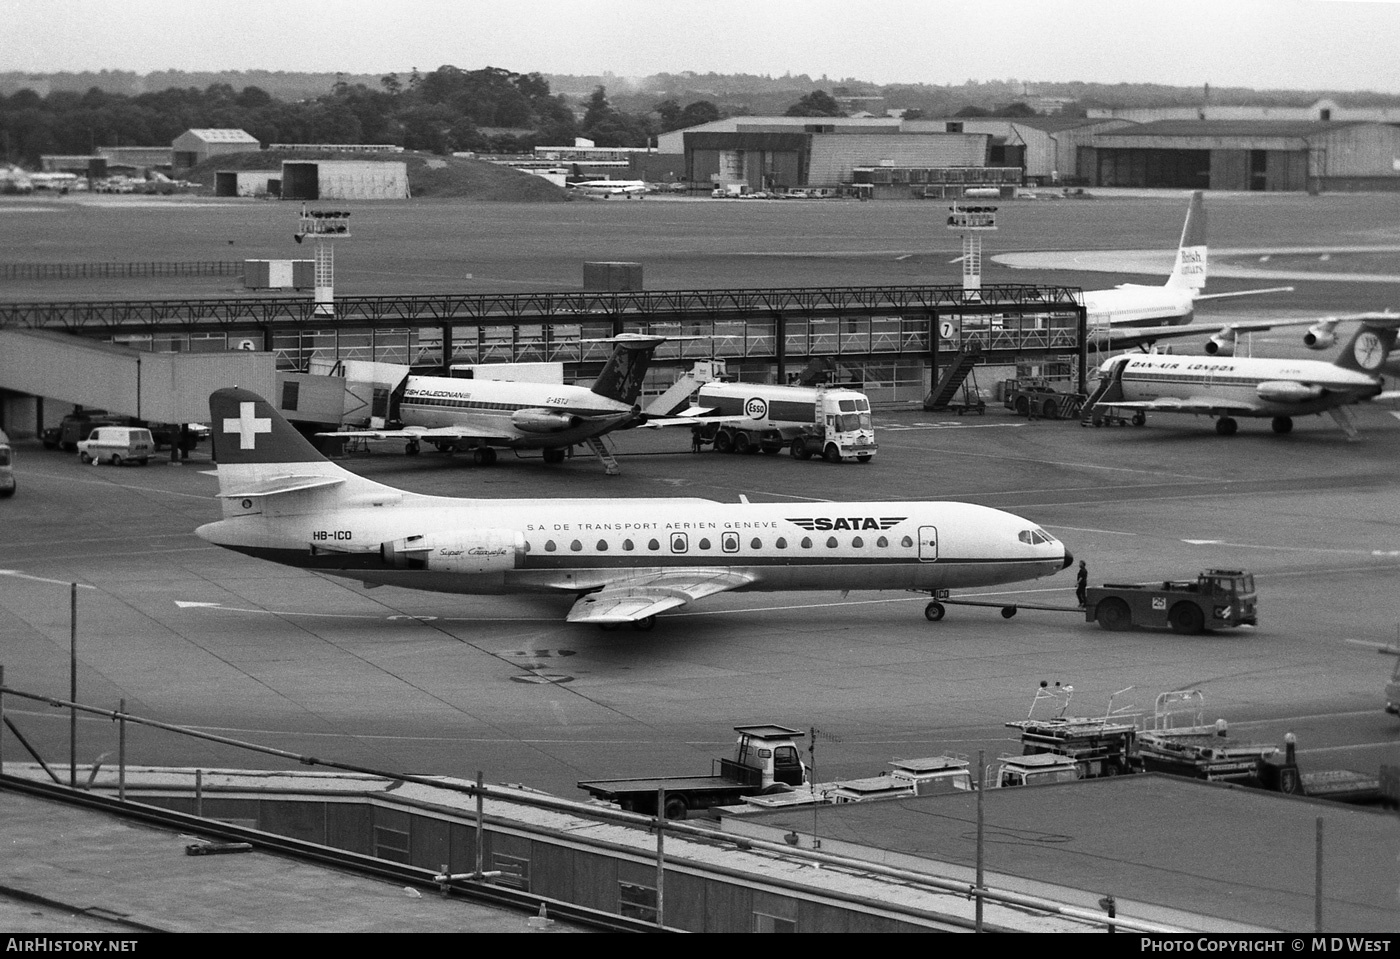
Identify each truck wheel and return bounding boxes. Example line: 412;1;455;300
662;795;689;820
1096;598;1132;631
924;601;945;622
714;431;733;453
791;441;812;460
856;454;872;464
733;431;751;453
823;444;841;464
79;452;92;464
111;454;123;467
1041;399;1058;420
1168;602;1206;635
1014;396;1030;416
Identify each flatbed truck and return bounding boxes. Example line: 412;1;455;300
577;724;808;819
1085;569;1257;635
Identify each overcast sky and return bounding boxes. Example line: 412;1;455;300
4;0;1400;93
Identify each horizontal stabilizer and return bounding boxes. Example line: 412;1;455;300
217;475;345;499
1193;286;1294;302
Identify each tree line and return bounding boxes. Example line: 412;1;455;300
0;65;806;168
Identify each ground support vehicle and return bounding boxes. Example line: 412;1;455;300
42;411;128;451
77;426;155;466
1003;378;1086;420
1383;647;1400;716
1084;569;1257;635
919;587;1079;623
0;429;14;497
577;724;808;819
1000;682;1141;782
689;383;877;463
1138;690;1379;803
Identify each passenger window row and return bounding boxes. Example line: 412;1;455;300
537;535;916;553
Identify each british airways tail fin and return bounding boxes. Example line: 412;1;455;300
1165;191;1207;292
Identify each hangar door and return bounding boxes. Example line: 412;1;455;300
1096;149;1210;189
282;162;320;200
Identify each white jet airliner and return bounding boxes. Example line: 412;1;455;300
198;388;1073;629
568;179;648;198
319;334;664;474
1079;190;1294;351
1084;315;1400;438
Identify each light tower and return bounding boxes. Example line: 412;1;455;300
294;204;351;317
946;201;998;293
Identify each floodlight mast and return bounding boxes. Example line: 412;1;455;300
946;203;997;292
294;204;352;317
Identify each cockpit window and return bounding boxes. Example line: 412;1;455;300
1018;528;1054;545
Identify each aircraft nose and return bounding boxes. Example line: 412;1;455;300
1061;550;1074;570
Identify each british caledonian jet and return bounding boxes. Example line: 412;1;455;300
1084;315;1400;438
199;388;1073;629
1080;190;1295;351
319;334;664;475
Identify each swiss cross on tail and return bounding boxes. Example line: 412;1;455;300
223;402;271;449
209;387;324;464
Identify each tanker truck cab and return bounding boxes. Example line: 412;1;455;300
793;388;877;463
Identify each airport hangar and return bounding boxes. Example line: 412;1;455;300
647;115;1400;195
0;284;1087;438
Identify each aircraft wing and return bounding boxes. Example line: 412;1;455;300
1103;397;1261;416
1092;311;1400;352
316;425;511;442
566;569;756;624
639;410;766;429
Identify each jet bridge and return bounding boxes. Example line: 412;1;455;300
0;329;275;437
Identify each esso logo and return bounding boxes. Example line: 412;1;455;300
745;397;768;420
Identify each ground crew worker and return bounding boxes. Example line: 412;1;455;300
691;427;703;453
1076;560;1088;607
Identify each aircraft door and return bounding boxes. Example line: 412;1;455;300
918;526;938;561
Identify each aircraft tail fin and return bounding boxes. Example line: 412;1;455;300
589;334;666;405
208;387;395;515
1165;191;1207;292
1331;315;1400;376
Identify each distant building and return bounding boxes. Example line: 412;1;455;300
1086;120;1400;191
266;144;404;154
171;129;260;172
663;116;1001;194
1086;97;1400;125
97;146;173;176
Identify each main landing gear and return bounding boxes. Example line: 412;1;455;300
1215;417;1238;436
598;616;656;632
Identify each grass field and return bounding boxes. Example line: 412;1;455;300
1;190;1398;316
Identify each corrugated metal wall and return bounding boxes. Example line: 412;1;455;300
807;134;988;187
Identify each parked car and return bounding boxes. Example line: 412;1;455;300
42;412;127;451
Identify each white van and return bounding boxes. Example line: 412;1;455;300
0;428;14;497
77;426;155;466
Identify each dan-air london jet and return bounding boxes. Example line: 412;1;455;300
319;334;664;474
199;388;1073;628
1083;314;1400;438
568;179;648;198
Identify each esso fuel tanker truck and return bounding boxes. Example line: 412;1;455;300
688;383;877;463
